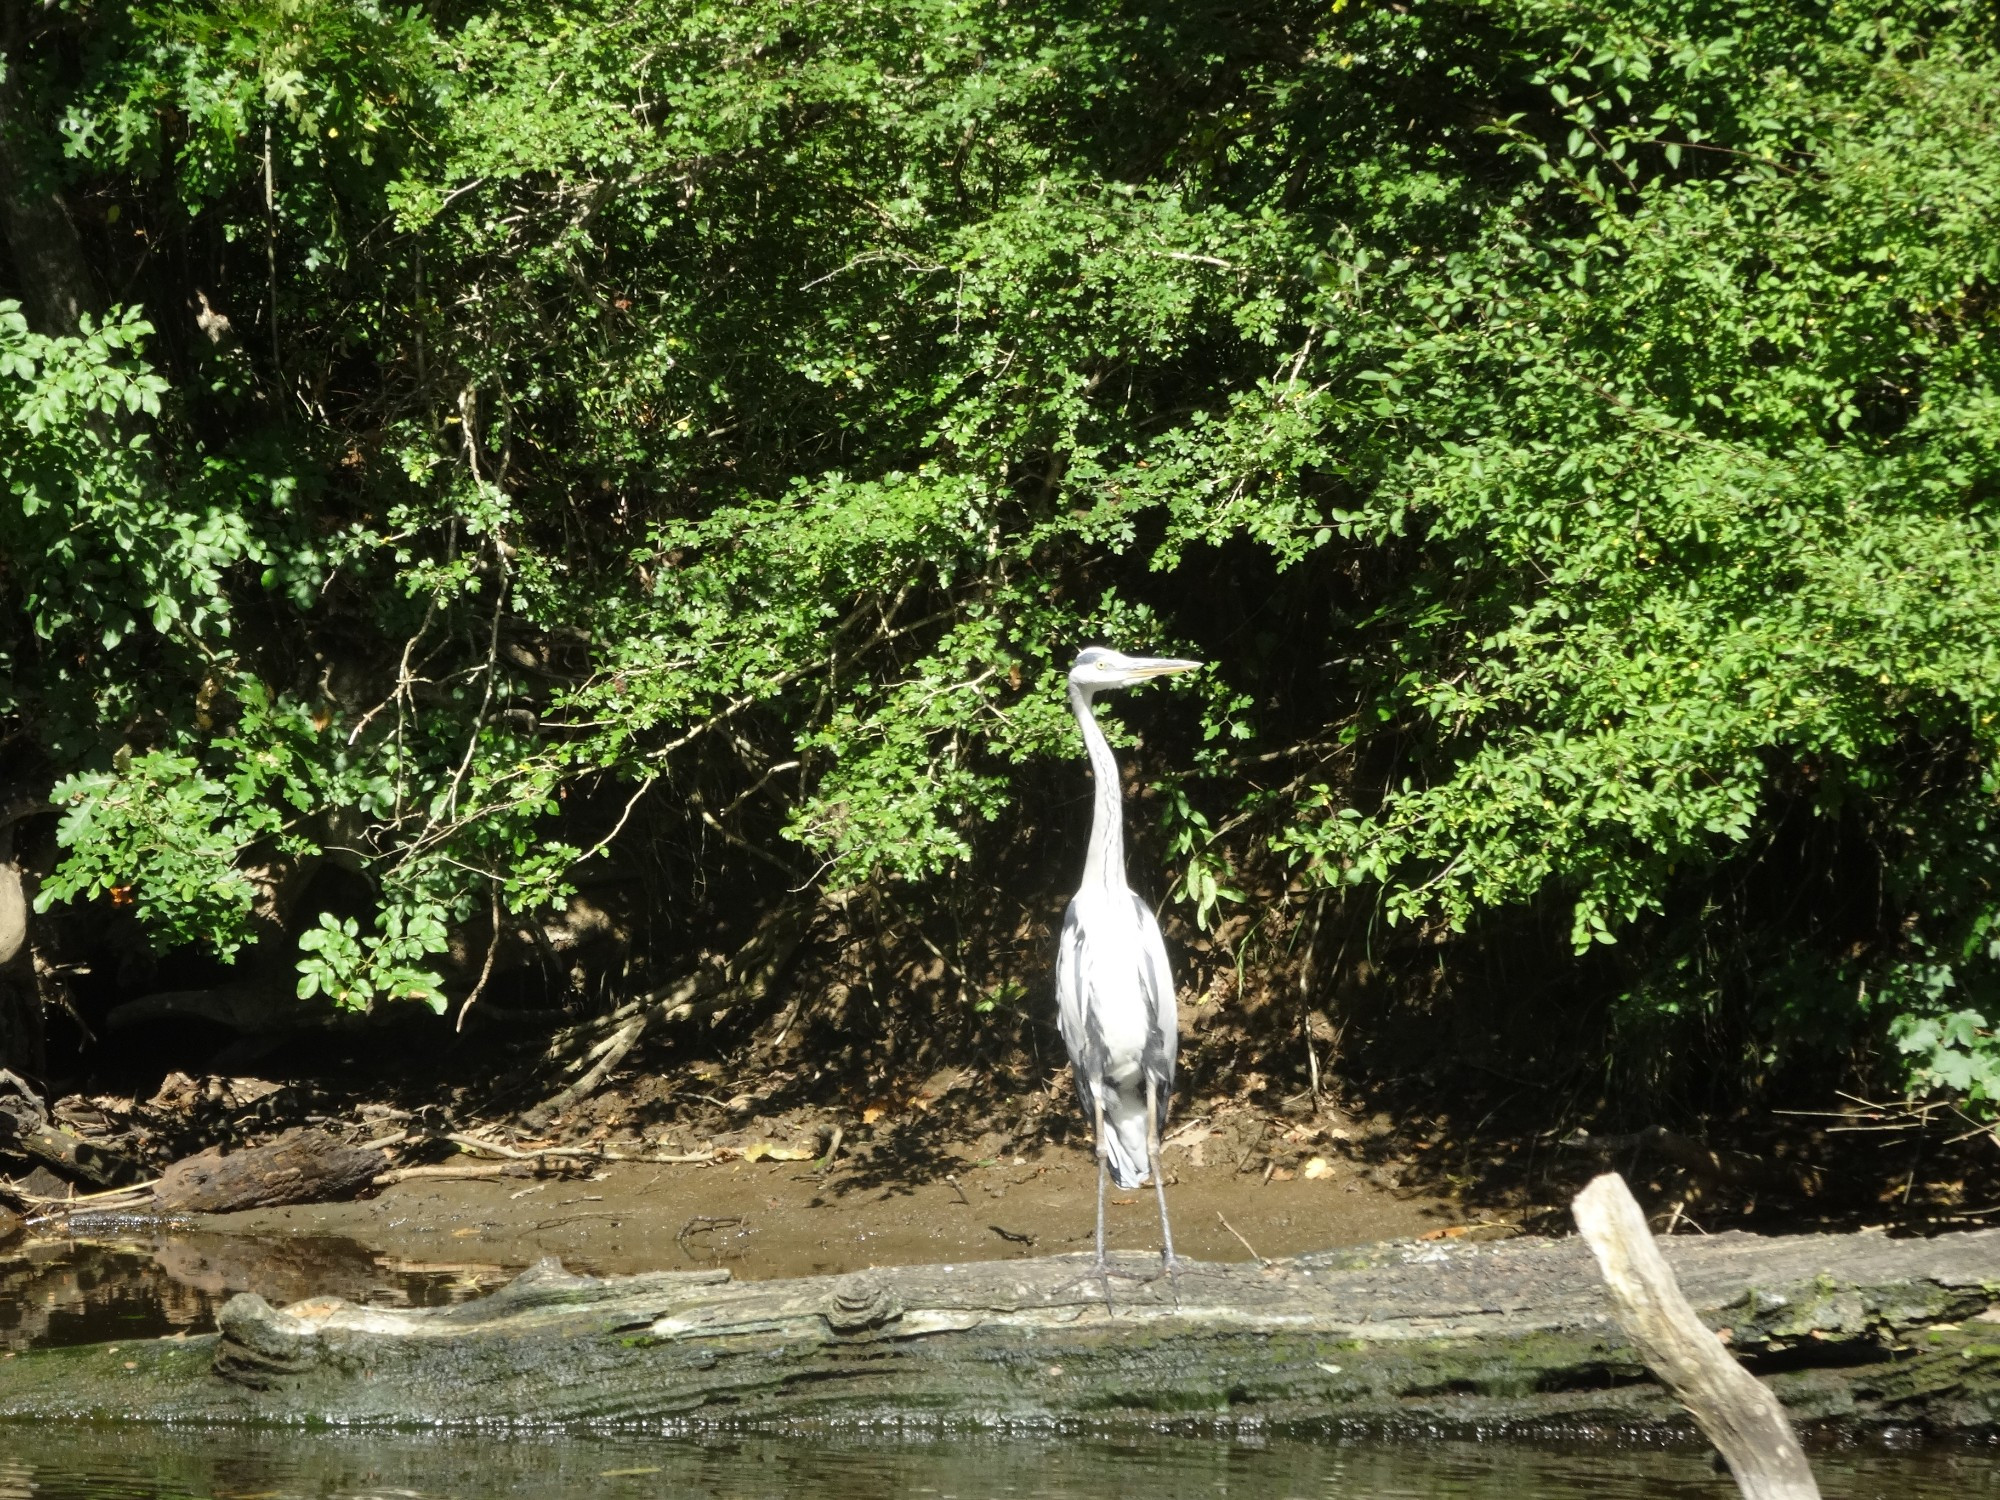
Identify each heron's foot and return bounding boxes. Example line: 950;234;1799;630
1053;1254;1155;1312
1065;1257;1156;1286
1097;1253;1181;1305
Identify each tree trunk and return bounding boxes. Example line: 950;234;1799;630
0;1227;1995;1431
0;6;101;337
0;819;40;1081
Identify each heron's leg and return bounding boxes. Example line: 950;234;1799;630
1145;1077;1179;1296
1092;1091;1114;1314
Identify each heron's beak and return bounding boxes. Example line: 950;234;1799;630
1129;657;1203;678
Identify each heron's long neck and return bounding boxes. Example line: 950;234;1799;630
1070;682;1126;896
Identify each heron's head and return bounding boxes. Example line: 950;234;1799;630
1068;646;1203;692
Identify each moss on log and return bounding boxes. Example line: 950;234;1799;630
1;1229;1996;1431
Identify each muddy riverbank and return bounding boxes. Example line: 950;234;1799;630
3;1123;1465;1349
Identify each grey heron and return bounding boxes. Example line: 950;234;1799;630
1056;645;1201;1282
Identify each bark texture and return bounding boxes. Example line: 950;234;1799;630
0;1227;1996;1431
153;1128;389;1213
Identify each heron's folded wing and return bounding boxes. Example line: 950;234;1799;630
1055;897;1089;1062
1132;895;1179;1107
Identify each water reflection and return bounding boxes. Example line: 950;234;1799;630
0;1229;512;1350
0;1428;1991;1500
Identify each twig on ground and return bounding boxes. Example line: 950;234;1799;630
375;1163;511;1186
1216;1211;1265;1265
1235;1119;1270;1173
676;1214;744;1258
529;1210;624;1231
6;1178;162;1216
444;1132;714;1165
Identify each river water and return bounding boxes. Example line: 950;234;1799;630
3;1427;1993;1499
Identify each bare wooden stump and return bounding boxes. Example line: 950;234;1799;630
153;1127;388;1213
1574;1172;1820;1500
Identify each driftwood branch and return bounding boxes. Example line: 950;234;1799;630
1574;1173;1820;1500
0;1069;146;1189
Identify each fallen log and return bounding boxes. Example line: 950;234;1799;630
1;1225;1996;1431
153;1128;388;1213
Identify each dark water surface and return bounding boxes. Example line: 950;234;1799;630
0;1231;511;1351
0;1429;1992;1500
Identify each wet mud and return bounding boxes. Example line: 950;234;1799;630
207;1130;1464;1279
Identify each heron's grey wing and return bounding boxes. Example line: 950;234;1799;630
1055;898;1101;1111
1132;894;1179;1113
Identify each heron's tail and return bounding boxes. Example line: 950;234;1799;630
1100;1095;1153;1190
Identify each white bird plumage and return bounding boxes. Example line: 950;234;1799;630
1056;644;1201;1279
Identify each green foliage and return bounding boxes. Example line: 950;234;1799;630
1160;788;1247;933
6;0;2000;1108
36;752;261;957
296;906;449;1014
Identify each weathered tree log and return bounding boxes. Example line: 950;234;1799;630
152;1128;388;1213
0;1226;1996;1431
1575;1174;1819;1499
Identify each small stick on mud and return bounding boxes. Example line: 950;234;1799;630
1573;1173;1820;1500
1234;1118;1270;1173
1216;1211;1265;1265
445;1133;715;1165
375;1163;511;1186
529;1210;624;1232
814;1125;843;1177
8;1179;162;1225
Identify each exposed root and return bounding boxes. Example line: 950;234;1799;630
525;899;815;1122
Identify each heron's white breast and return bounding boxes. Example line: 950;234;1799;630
1070;887;1160;1078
